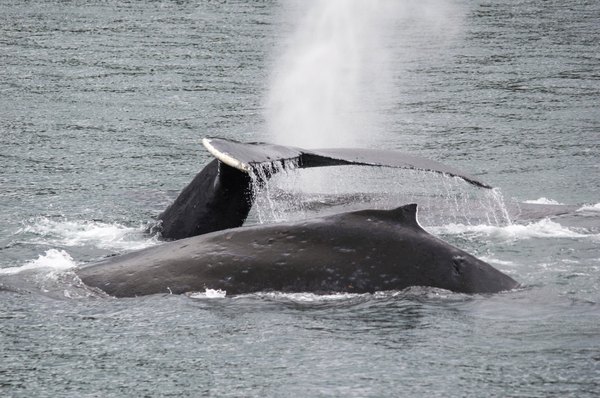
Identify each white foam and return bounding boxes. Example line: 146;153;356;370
577;203;600;212
479;256;517;267
186;290;369;301
0;249;77;275
523;197;564;205
252;291;364;302
187;288;227;299
19;217;158;251
243;289;459;301
431;218;597;241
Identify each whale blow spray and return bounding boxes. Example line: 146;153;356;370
266;0;463;148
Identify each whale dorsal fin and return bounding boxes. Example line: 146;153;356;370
351;204;423;231
388;203;422;230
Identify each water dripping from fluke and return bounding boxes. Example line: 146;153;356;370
247;158;303;224
248;166;513;228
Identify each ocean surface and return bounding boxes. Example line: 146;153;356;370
1;0;599;396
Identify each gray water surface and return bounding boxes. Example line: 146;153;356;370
1;1;599;396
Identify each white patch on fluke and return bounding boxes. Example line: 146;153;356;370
202;138;250;173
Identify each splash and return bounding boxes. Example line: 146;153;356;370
0;249;77;276
577;203;600;213
431;219;599;242
18;217;159;251
248;166;513;227
247;159;304;223
524;197;565;205
187;289;227;299
0;249;107;299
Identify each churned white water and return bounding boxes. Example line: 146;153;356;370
0;249;77;276
19;217;159;251
431;219;599;242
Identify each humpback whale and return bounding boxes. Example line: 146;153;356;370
157;138;492;240
76;204;518;297
74;138;518;297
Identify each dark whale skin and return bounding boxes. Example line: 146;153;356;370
78;204;518;297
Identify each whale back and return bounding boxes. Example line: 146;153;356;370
80;204;518;297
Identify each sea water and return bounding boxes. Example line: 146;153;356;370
1;0;599;396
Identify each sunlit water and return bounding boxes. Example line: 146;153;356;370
1;0;599;396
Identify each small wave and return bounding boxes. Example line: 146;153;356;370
479;256;517;267
187;290;369;301
187;289;227;299
0;249;77;276
523;197;564;205
18;217;158;251
577;203;600;213
189;288;468;303
187;290;366;301
251;291;366;302
0;249;107;299
432;219;598;241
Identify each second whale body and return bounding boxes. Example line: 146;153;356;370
77;204;519;297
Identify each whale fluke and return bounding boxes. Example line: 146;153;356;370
157;138;492;240
203;138;492;189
